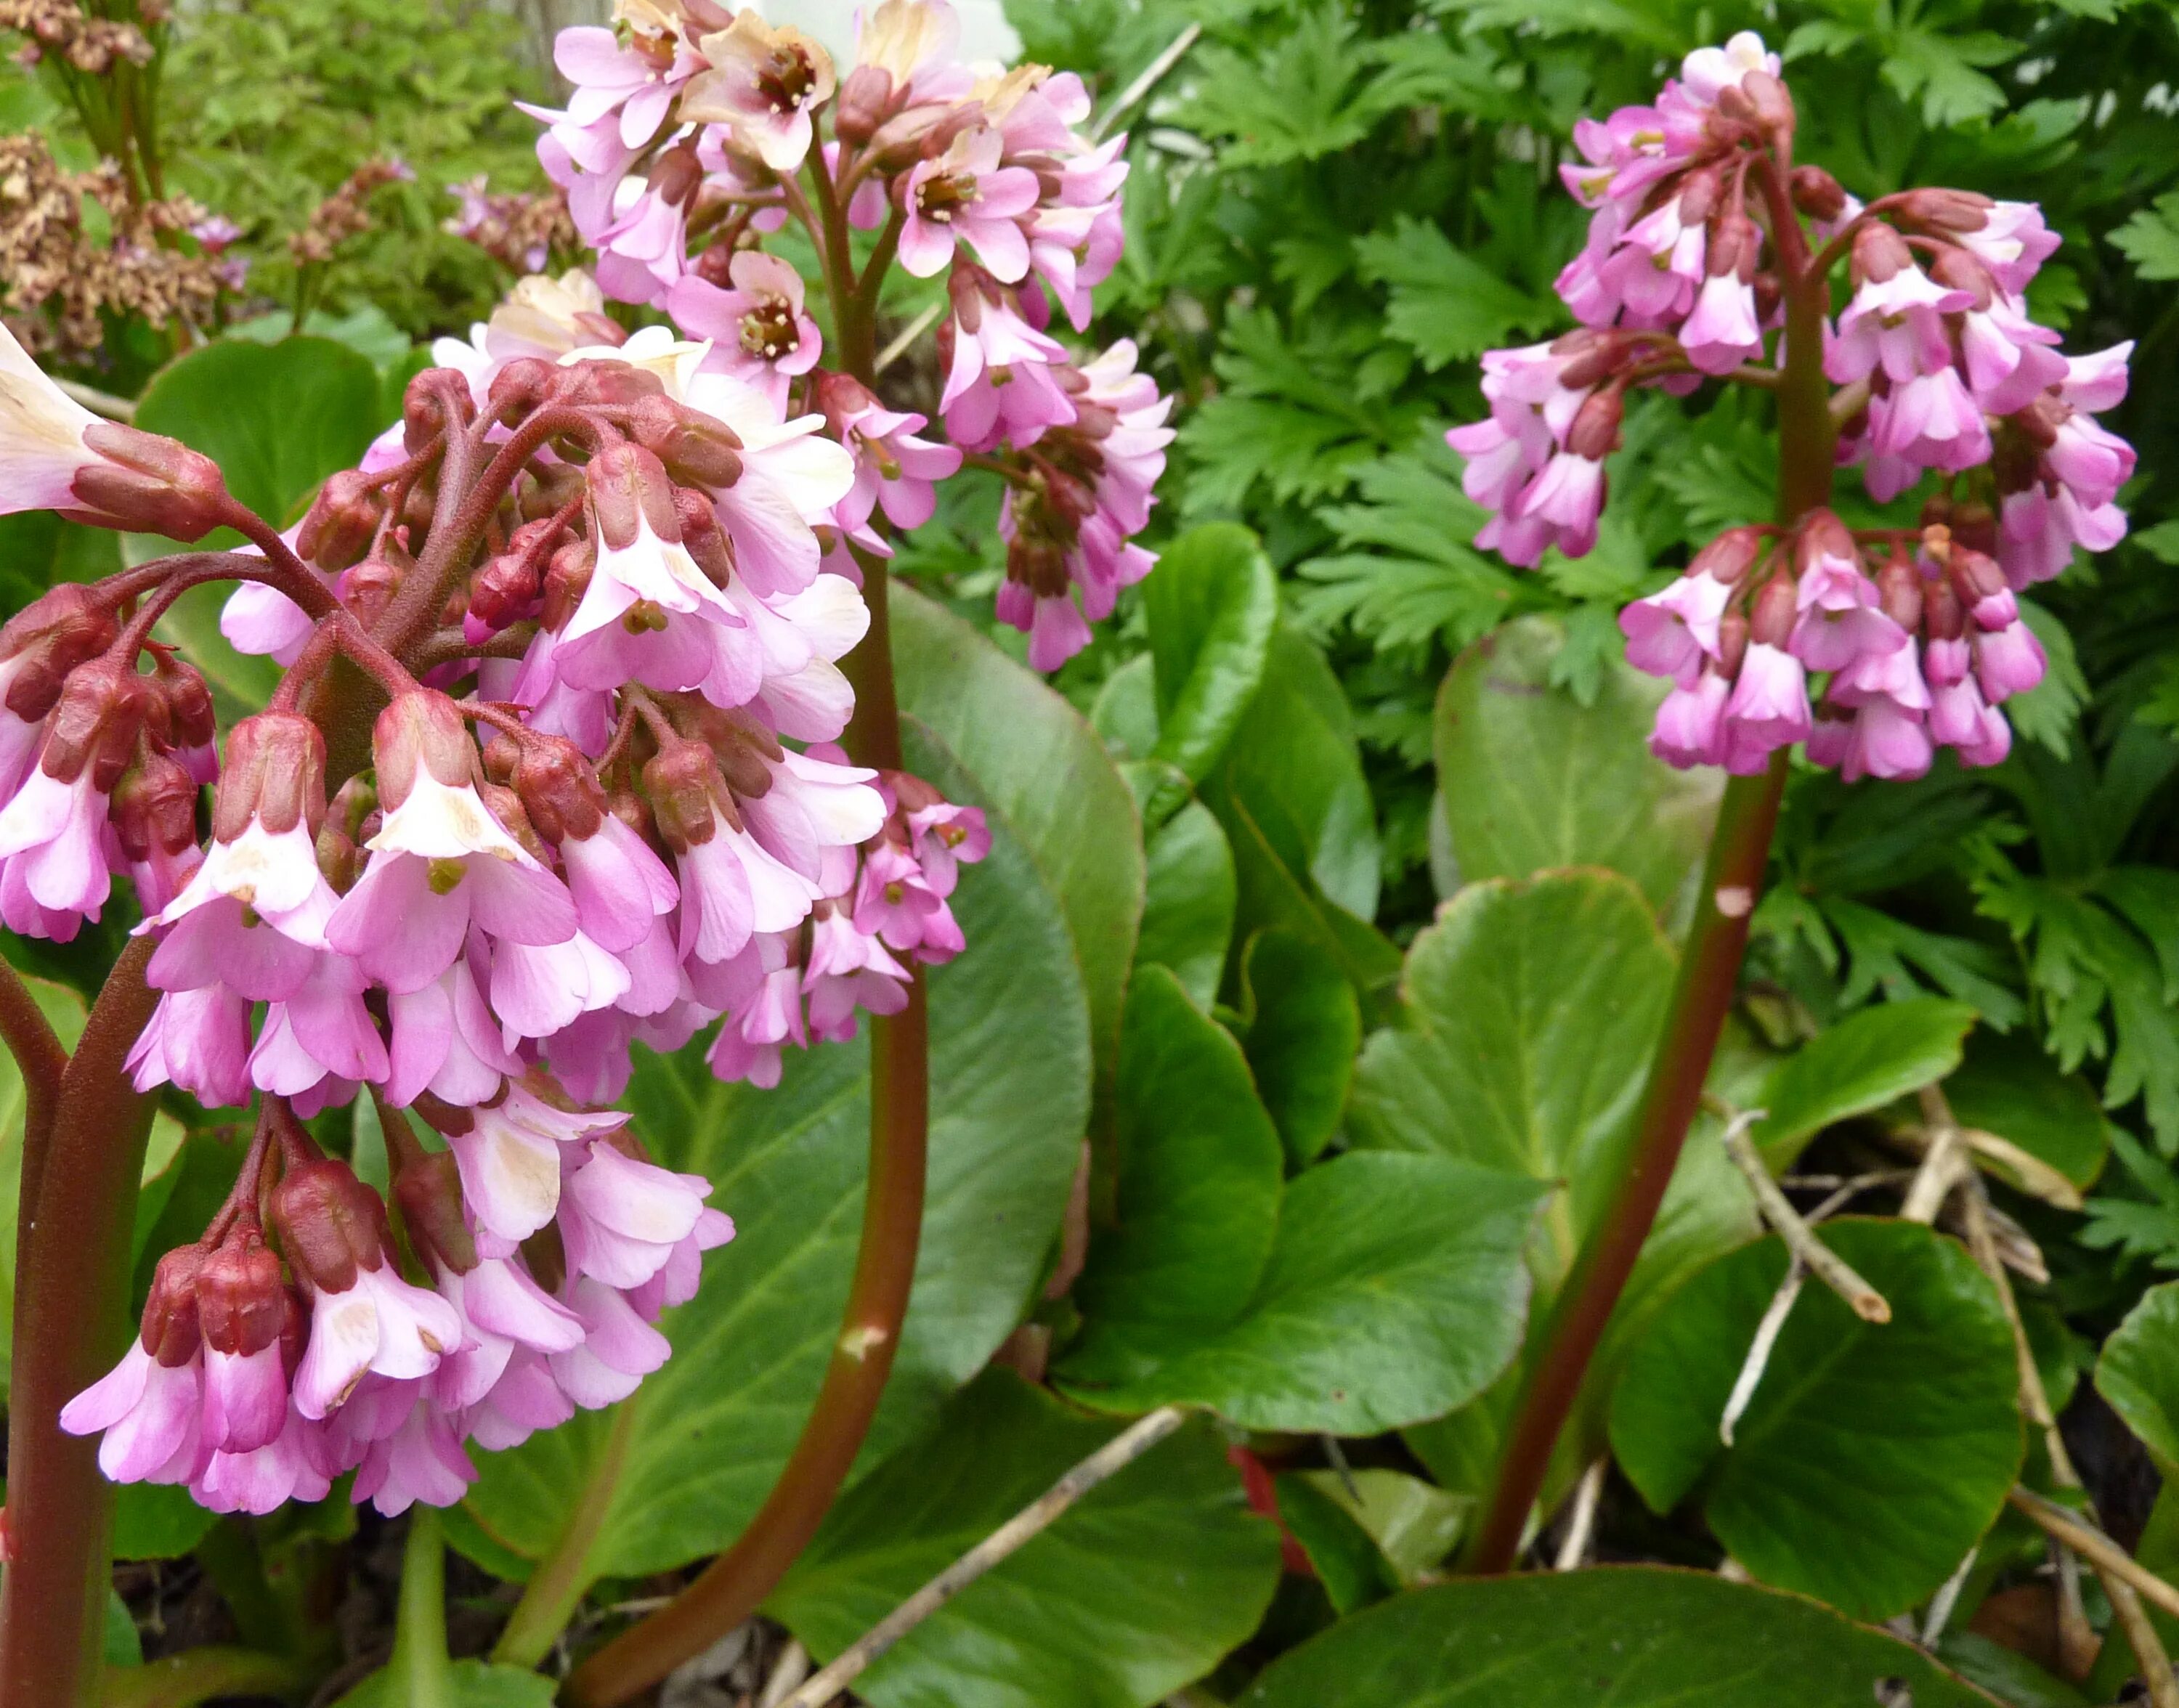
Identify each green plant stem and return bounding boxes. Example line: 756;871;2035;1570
99;1646;304;1708
0;938;161;1708
492;1402;636;1669
556;182;930;1708
391;1509;455;1708
1464;239;1835;1577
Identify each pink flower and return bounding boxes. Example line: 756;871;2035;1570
1955;201;2061;295
1973;617;2046;702
1827;264;1971;386
554;24;698;149
1620;572;1733;685
1722;643;1811;771
551;1276;670;1407
291;1264;464;1422
1650;670;1730;768
559;813;680;955
128;985;253;1108
352;1395;476;1516
385;959;522;1107
556;1138;713;1290
0;321;103;516
1788;554;1906;676
1960;294;2067;415
666;252;822;412
1872;370;1991;475
1511;452;1606;560
682;11;836;174
1679;273;1763;375
899;127;1042;282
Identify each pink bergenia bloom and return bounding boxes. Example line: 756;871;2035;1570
1960;293;2067;415
682;10;836;174
853;0;973;104
127;985;253;1107
0;321;103;516
898;128;1042;282
1827;264;1971;386
666;252;821;412
554;23;699;149
1722;643;1811;772
1620;572;1734;686
385;957;522;1108
555;1137;715;1290
1955;201;2061;296
1679;272;1762;375
1650;669;1731;768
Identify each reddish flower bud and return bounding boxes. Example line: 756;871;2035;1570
403;367;475;458
835;64;895;145
1876;554;1923;631
644;737;725;850
1750;568;1799;648
139;1246;206;1366
1690;525;1768;586
214;712;328;841
1795;511;1858;575
510;733;606;844
370;690;477;811
626;394;744;490
155;658;216;760
650;142;705;208
298;469;384;573
675;487;737;586
1567;389;1625;461
1717;609;1750;678
689;703;780;800
391;1150;478;1277
482;781;551;863
0;584;119;724
109;750;199;865
542;535;596;633
269;1158;389;1296
69;423;230;542
196;1229;288;1358
39;660;154;792
1927;245;1993;313
588;442;684;552
1893;188;1994;235
1788;166;1846;223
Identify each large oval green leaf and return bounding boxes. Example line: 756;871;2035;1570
1749;998;1978;1168
772;1371;1280;1708
1135;802;1235;1011
2096;1279;2179;1474
1433;616;1719;916
447;729;1089;1587
1144;521;1279;788
1238;1569;2000;1706
1610;1219;2023;1622
890;585;1142;1097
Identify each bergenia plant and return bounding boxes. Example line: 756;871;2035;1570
0;3;1164;1701
1443;32;2138;1573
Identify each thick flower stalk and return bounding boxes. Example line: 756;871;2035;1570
527;0;1172;670
1450;32;2138;1575
1450;30;2133;779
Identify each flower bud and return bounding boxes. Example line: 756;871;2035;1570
1740;68;1794;135
1893;188;1994;235
1708;214;1761;282
835;64;895;145
1795;511;1858;575
1750;569;1798;648
370;690;476;811
511;733;607;844
482;781;551;863
588;441;683;552
1567;388;1625;461
109;750;199;867
139;1246;206;1365
391;1148;479;1277
157;657;216;762
298;469;384;573
0;584;119;723
403;367;475;457
196;1229;288;1359
691;703;780;800
644;737;724;850
675;487;737;586
520;460;588;523
341;552;407;632
39;660;154;792
1717;609;1750;678
69;423;230;542
1876;553;1923;631
468;515;564;633
542;535;596;633
269;1158;389;1296
214;712;328;842
650;142;705;209
626;394;744;489
1788;166;1846;223
1690;525;1767;585
1927;245;1992;313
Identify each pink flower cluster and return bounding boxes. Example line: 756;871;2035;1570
524;0;1169;670
1445;30;2138;776
1620;512;2044;780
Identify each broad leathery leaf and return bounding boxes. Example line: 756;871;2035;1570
1058;1150;1541;1435
1433;617;1718;919
1237;1569;2002;1707
1089;652;1160;763
131;334;384;530
1288;1468;1466;1585
448;733;1087;1586
1945;1033;2108;1193
1937;1634;2091;1708
2095;1280;2179;1473
1239;927;1359;1167
0;511;120;613
112;1481;216;1561
1064;966;1284;1383
1274;1474;1401;1615
0;972;84;1399
1136;802;1235;1012
1610;1220;2023;1622
1749;997;1978;1168
1349;870;1672;1291
1208;779;1400;1006
890;584;1142;1101
1144;522;1279;787
1212;624;1381;922
772;1371;1281;1708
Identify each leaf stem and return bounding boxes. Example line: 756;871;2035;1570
0;958;69;1227
492;1402;637;1670
0;938;162;1708
391;1509;455;1708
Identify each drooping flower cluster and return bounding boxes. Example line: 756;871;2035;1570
1448;30;2137;778
524;0;1170;670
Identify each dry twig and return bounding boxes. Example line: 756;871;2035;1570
1719;1111;1891;1322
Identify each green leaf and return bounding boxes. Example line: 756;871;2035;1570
1090;654;1159;763
1239;928;1360;1168
1144;524;1280;789
1349;871;1673;1289
1935;1634;2090;1708
1135;802;1236;1013
1748;998;1979;1168
2007;602;2087;756
111;1481;218;1561
0;972;85;1399
2112;191;2179;282
335;1660;556;1708
891;585;1143;1099
131;335;385;531
1433;617;1719;917
102;1590;139;1669
1274;1473;1402;1614
1354;218;1557;368
1944;1035;2108;1193
1058;1147;1542;1434
772;1371;1281;1708
1287;1468;1467;1584
1066;967;1285;1378
1610;1220;2024;1622
1237;1569;2003;1707
450;729;1089;1589
2095;1280;2179;1474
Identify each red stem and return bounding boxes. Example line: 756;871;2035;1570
0;938;162;1708
1464;173;1837;1575
0;960;68;1223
